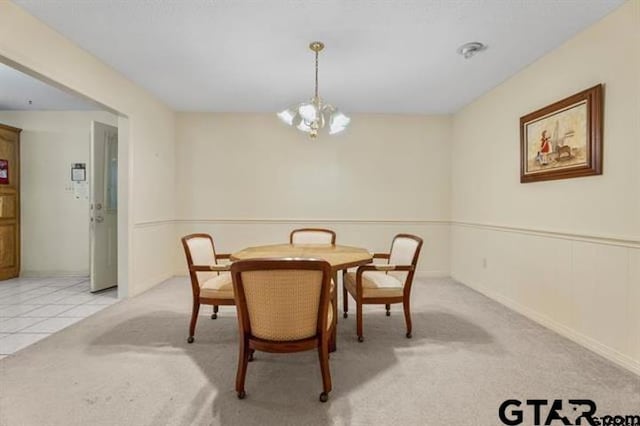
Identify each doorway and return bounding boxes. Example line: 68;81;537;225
0;60;127;357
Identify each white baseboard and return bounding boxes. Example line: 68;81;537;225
21;270;89;278
453;273;640;376
132;272;176;297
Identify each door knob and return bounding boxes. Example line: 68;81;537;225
95;216;104;223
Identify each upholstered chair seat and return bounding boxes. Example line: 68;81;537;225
181;233;236;344
344;271;403;298
342;234;423;342
200;273;234;299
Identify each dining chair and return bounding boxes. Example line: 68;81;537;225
231;258;335;402
290;228;336;245
181;233;235;344
342;233;423;342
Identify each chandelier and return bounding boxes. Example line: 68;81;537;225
277;41;350;139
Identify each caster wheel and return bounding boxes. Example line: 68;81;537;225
187;336;194;344
357;336;364;343
237;390;246;400
248;353;254;362
406;332;412;339
386;311;390;317
211;313;217;320
319;392;329;403
343;312;348;319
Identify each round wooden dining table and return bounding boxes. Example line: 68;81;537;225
231;243;373;351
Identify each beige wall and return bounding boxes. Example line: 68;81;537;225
3;0;638;376
450;1;640;374
0;2;176;296
0;110;117;276
174;113;452;275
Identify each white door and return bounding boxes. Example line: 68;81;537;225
90;121;118;292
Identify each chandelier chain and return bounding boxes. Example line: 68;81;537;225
315;50;319;99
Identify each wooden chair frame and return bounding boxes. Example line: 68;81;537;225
181;233;234;344
231;258;334;402
342;233;423;342
289;228;336;245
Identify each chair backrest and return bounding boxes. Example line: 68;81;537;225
231;259;332;342
181;234;218;286
290;228;336;245
388;234;423;283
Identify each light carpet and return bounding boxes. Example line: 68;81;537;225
0;277;638;426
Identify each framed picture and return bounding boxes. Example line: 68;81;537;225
520;84;603;183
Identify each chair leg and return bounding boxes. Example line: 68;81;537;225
187;301;200;343
236;337;250;399
329;281;338;353
356;299;364;342
211;305;218;320
385;303;391;317
403;298;412;338
342;276;349;319
318;337;332;403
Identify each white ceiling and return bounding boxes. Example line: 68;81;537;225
13;0;624;114
0;62;98;111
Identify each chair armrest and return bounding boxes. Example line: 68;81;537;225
372;252;390;259
190;264;231;272
356;264;414;275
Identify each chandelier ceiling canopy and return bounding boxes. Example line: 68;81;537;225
277;41;350;139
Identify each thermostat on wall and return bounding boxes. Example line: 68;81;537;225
71;163;86;181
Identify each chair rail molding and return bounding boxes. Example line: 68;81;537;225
133;219;175;228
135;218;450;228
138;218;639;248
451;221;640;249
174;218;450;225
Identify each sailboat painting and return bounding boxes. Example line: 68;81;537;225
520;84;603;183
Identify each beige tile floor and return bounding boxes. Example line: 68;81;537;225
0;277;117;359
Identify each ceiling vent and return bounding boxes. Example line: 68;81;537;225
457;42;487;59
